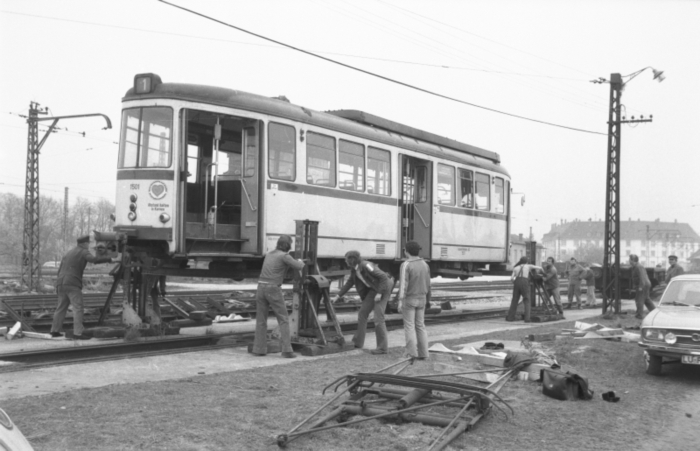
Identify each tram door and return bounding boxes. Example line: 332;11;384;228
182;110;260;254
400;155;432;259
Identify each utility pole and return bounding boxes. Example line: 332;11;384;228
20;103;112;291
593;68;663;315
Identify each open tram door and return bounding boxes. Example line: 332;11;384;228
400;155;432;259
180;110;261;256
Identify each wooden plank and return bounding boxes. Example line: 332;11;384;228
430;351;507;368
23;331;54;340
432;362;501;383
161;297;190;319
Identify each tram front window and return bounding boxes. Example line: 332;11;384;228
119;107;173;168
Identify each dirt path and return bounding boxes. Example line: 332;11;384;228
640;389;700;451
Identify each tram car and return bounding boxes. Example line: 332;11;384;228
113;73;511;280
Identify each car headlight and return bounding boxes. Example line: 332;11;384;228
664;332;677;344
643;328;666;341
159;213;171;223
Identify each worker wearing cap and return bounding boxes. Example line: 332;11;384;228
251;235;305;358
665;255;685;284
397;241;431;360
50;235;115;340
334;250;394;354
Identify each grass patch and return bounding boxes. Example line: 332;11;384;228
3;313;699;451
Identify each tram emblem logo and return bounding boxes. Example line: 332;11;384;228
149;181;167;200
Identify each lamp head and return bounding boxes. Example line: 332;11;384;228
652;68;665;82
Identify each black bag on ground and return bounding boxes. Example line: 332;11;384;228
541;369;594;401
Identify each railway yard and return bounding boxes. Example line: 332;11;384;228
1;278;699;451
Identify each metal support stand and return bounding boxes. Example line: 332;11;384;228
290;220;349;356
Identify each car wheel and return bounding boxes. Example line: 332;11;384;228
644;351;663;376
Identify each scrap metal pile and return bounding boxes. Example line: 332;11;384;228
277;358;525;450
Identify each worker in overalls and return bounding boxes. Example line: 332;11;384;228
334;250;394;355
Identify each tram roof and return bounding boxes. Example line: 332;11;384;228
123;76;506;173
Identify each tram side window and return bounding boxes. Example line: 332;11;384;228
367;147;391;195
118;107;173;169
494;177;505;214
475;172;490;210
268;122;296;181
186;143;199;183
306;132;336;187
339;140;364;191
459;169;474;208
437;164;455;205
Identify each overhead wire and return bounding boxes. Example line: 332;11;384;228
157;0;606;136
354;0;609;113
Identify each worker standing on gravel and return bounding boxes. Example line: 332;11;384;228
50;235;115;340
251;235;305;359
566;258;586;309
630;254;656;319
542;257;564;316
397;241;431;360
582;266;597;307
334;250;394;355
506;257;541;322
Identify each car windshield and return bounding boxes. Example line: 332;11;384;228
659;280;700;307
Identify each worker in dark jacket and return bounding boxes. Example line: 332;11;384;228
251;235;305;358
630;254;656;319
50;235;115;339
542;257;564;316
334;250;394;354
665;255;685;284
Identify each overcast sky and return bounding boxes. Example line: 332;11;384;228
1;0;698;240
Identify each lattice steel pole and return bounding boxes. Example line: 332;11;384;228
21;102;47;291
602;74;622;314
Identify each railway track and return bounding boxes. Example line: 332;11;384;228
0;307;509;372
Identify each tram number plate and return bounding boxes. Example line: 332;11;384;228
681;355;700;365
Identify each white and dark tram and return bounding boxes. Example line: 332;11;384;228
113;73;511;280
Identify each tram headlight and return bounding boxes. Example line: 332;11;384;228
128;211;137;221
130;194;138;202
159;213;171;224
129;203;137;212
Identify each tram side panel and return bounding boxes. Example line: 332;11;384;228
262;180;399;260
432;206;507;262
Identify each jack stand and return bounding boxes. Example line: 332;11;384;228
527;275;564;322
290;220;354;356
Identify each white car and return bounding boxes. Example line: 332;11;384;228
0;407;34;451
639;274;700;375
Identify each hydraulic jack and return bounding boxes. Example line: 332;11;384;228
289;220;355;356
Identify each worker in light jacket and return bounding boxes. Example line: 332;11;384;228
334;250;394;355
397;241;431;360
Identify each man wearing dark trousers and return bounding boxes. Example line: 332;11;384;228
334;250;394;354
251;235;305;358
506;257;540;322
50;235;115;340
630;254;656;319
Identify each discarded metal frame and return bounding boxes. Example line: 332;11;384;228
277;358;517;450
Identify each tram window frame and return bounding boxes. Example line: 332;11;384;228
118;106;173;169
186;142;199;184
306;132;336;187
268;122;296;181
244;127;257;178
367;147;391;196
339;139;364;192
475;172;490;211
505;180;510;215
494;177;505;214
437;164;455;206
459;168;474;208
